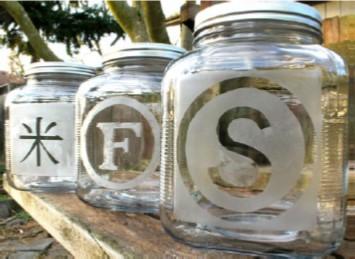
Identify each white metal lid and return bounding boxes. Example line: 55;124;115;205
103;43;186;64
195;1;322;34
25;62;96;77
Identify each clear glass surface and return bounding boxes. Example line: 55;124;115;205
161;21;348;257
76;59;168;213
5;74;89;192
347;64;355;216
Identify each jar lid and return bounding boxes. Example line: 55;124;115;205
103;43;186;64
24;62;96;77
195;1;322;34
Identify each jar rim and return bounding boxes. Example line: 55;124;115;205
102;43;185;64
194;1;322;35
24;62;96;77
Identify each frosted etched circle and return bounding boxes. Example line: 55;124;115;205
81;97;160;190
177;77;313;215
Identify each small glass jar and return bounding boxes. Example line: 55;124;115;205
5;62;95;192
161;2;348;257
76;43;184;213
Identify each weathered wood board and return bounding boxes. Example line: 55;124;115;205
3;177;355;258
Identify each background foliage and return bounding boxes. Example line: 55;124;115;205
0;1;124;61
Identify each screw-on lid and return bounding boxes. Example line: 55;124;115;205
194;1;322;34
103;43;186;64
24;62;96;77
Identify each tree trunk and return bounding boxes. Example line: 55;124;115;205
141;1;170;44
179;1;198;50
0;1;61;61
105;0;150;42
180;24;193;50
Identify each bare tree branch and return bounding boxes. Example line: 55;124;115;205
141;1;170;43
93;39;102;55
105;0;149;42
0;1;61;61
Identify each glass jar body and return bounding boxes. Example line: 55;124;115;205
5;75;84;192
161;40;348;256
76;64;163;213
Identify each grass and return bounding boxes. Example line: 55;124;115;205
0;194;10;201
15;210;32;222
0;164;5;175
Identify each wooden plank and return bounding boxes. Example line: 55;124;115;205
314;3;326;18
340;1;355;17
325;1;341;18
323;15;355;45
4;176;355;258
3;176;252;258
323;16;340;45
3;177;113;259
339;15;355;42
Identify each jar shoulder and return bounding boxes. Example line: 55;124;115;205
77;72;162;99
165;43;347;79
5;83;76;105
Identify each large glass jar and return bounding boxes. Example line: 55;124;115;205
5;62;95;192
161;2;348;257
76;43;184;213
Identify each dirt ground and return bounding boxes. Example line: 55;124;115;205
0;210;73;259
0;177;72;259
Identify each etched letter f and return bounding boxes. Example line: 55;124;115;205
96;122;142;170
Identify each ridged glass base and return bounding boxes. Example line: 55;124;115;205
6;173;76;193
160;210;343;258
77;187;159;214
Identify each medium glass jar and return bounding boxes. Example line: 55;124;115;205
5;62;95;192
76;43;184;213
161;2;348;257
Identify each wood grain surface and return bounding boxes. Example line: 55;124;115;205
3;177;354;258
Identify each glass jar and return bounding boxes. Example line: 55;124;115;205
5;62;95;192
76;43;184;213
161;2;348;257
